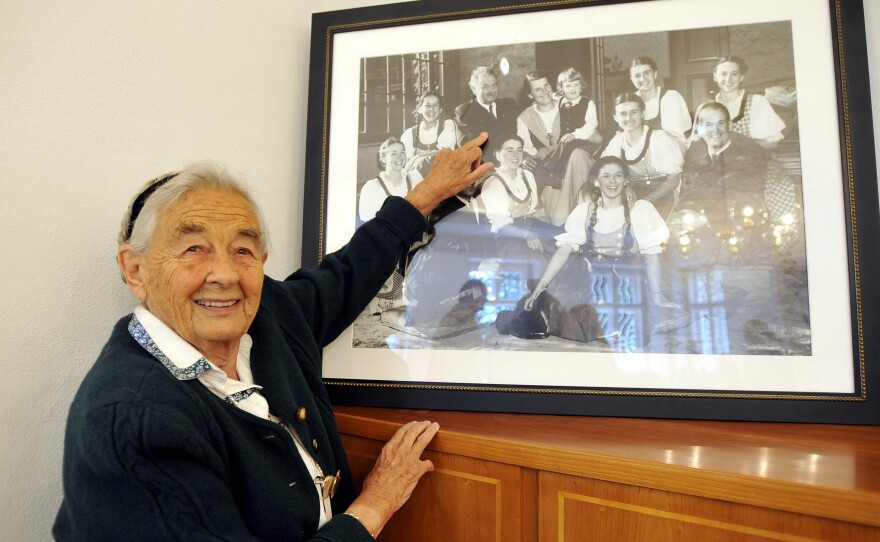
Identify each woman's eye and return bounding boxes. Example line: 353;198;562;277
185;246;202;253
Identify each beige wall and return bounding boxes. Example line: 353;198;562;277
0;1;402;539
1;1;878;539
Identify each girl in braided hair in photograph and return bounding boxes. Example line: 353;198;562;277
496;156;685;346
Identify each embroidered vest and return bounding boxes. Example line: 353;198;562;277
729;91;755;139
559;98;590;135
411;121;448;153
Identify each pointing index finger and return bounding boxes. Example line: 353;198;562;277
464;132;489;149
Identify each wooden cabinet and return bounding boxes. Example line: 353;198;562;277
335;407;880;541
540;472;878;541
343;435;537;541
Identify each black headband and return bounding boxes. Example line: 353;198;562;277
125;172;178;241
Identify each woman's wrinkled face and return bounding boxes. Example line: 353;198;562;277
614;101;644;132
629;64;657;92
713;61;744;93
134;188;266;356
595;163;627;201
419;96;442;122
494;138;524;169
381;142;407;171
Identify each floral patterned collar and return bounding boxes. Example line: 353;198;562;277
128;307;259;404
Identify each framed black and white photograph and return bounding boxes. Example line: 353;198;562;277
303;0;880;424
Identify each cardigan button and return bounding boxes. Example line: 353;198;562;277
312;438;319;451
296;407;307;423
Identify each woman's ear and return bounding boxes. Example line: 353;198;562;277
117;245;148;302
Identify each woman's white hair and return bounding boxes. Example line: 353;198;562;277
118;162;269;257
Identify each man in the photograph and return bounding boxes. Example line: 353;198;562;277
673;101;807;354
681;101;797;236
516;70;594;226
454;66;519;149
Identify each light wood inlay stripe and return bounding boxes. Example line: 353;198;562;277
558;491;821;542
434;468;503;542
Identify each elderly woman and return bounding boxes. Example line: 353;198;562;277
53;135;491;540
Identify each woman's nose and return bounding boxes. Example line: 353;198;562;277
207;252;239;285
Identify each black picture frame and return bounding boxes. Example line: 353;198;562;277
303;0;880;424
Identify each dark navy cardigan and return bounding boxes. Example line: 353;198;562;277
53;197;427;541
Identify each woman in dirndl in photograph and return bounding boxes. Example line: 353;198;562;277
358;137;415;313
478;134;561;271
496;156;686;348
400;92;458;183
600;93;684;221
711;55;787;150
628;56;692;150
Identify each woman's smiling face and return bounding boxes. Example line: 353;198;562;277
614;101;644;132
528;77;554;107
381;142;407;171
131;188;266;358
595;162;627;201
713;61;745;93
629;63;657;92
495;138;524;169
419;95;442;122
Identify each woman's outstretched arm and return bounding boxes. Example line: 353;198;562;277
524;244;574;310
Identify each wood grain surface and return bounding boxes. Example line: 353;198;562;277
334;406;880;528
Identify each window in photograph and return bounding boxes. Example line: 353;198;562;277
360;51;449;141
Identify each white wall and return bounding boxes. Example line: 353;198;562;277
0;1;877;539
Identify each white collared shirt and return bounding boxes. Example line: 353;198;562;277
707;139;733;159
132;305;332;527
478;100;496;117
